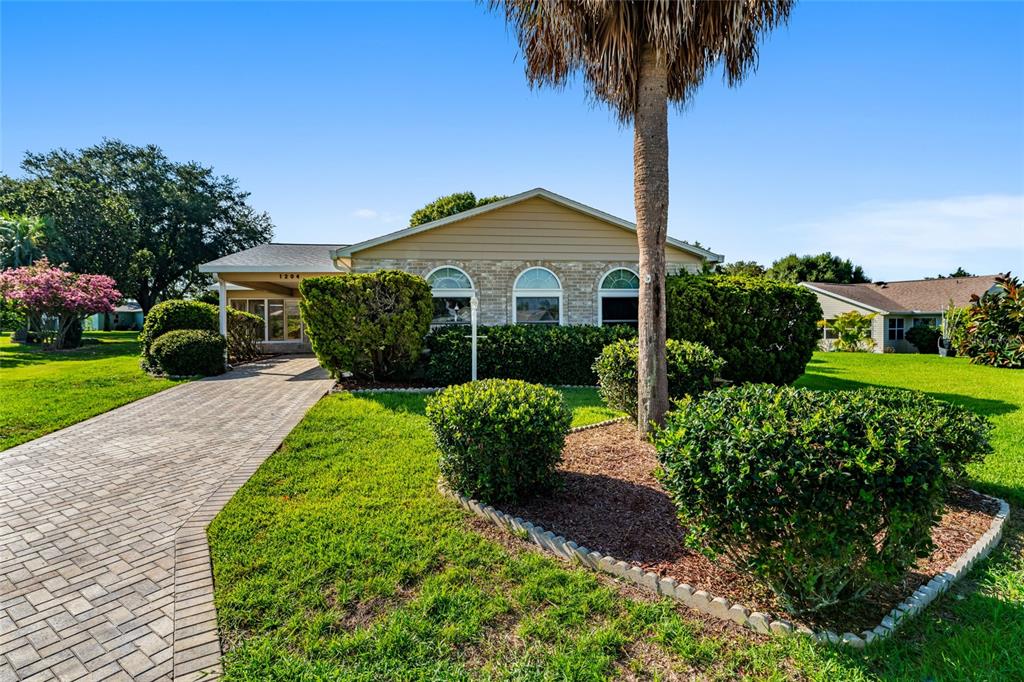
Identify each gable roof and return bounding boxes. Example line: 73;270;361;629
333;187;722;262
801;275;1002;314
198;243;348;273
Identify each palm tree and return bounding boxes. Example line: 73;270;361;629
491;0;793;432
0;212;47;268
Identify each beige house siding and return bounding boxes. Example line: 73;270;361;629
353;196;704;269
808;289;885;353
352;257;697;326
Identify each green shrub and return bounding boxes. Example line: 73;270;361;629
426;379;572;504
654;384;992;615
963;273;1024;368
227;308;263;363
140;299;218;368
594;338;724;420
150;329;226;377
299;271;433;379
665;274;821;384
425;324;636;386
906;324;940;354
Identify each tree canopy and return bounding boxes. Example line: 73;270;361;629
716;260;766;277
767;252;871;284
0;139;273;313
409;192;507;227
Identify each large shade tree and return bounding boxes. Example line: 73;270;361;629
768;252;870;284
0;139;273;314
491;0;793;431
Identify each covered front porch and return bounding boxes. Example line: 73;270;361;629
197;243;350;354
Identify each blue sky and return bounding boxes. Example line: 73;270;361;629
2;1;1022;280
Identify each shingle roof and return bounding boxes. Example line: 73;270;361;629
803;275;1002;313
197;243;347;273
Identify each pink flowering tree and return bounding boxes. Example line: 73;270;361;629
0;258;121;349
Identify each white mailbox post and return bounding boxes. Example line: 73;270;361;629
470;294;479;381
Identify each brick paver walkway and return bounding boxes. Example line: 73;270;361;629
1;356;333;681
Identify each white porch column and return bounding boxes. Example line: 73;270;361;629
217;276;228;336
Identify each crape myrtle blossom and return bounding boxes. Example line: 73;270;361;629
0;257;121;348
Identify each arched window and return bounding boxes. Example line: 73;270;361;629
513;267;561;325
598;268;639;327
427;266;474;326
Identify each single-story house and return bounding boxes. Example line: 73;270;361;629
86;300;144;332
801;275;1001;353
197;188;722;351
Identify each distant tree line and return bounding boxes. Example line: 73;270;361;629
0;139;273;313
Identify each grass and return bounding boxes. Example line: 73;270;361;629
0;331;182;451
210;354;1023;680
796;352;1024;507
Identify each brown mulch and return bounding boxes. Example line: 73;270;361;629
501;421;998;633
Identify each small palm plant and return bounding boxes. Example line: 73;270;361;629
822;311;876;352
490;0;793;431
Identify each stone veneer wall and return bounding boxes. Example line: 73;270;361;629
352;258;698;326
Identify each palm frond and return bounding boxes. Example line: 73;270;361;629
489;0;794;121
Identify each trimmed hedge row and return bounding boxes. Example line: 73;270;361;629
654;384;992;614
665;274;821;385
425;324;637;386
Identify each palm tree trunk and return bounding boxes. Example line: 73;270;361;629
634;44;670;434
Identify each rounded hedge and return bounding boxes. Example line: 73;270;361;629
140;299;218;367
426;379;572;504
906;324;940;354
150;329;226;377
653;384;992;615
665;274;821;384
425;324;637;386
594;338;724;420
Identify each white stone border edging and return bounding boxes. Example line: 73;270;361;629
440;477;1009;649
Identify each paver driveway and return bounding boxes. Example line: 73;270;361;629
1;356;333;681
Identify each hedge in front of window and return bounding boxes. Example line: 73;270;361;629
654;384;992;615
227;308;264;362
150;329;226;377
424;323;637;386
665;274;821;385
426;379;572;504
299;271;433;380
594;338;724;420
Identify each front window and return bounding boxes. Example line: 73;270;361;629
888;317;905;340
514;267;561;325
229;298;304;342
427;266;474;326
599;268;640;327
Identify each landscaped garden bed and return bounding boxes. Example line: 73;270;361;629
497;420;1003;635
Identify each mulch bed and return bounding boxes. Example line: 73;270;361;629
501;421;998;632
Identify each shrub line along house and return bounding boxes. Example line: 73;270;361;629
801;275;1001;353
198;188;722;351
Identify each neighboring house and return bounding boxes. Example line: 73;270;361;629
86;300;145;331
197;188;721;351
801;275;1001;353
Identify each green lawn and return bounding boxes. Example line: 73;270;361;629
0;331;182;451
207;355;1024;680
796;352;1024;506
